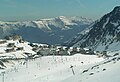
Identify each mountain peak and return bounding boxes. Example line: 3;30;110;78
110;6;120;16
113;6;120;11
58;16;66;19
106;6;120;22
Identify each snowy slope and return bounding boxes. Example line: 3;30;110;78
0;39;36;69
0;16;92;44
0;54;104;82
0;40;35;58
62;52;120;82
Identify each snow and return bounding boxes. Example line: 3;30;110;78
0;54;104;82
103;17;110;28
80;27;91;35
96;39;120;52
62;54;120;82
111;22;118;27
34;21;52;31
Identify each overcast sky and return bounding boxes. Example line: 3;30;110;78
0;0;120;21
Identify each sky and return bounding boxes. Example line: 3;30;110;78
0;0;120;21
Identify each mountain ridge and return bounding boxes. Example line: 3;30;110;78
0;16;93;45
66;6;120;52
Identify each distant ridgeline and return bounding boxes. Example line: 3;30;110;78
0;16;92;45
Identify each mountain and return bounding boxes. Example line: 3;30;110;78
0;16;92;45
66;6;120;52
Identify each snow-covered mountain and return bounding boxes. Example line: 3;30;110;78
0;16;92;44
66;6;120;52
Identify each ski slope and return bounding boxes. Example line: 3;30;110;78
62;53;120;82
0;54;104;82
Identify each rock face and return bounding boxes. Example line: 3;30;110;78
0;16;92;45
66;6;120;51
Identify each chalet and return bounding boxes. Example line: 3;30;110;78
51;45;56;49
7;43;15;47
64;47;69;51
58;49;69;56
24;52;32;57
69;47;78;55
32;48;38;51
96;51;103;58
43;45;49;48
47;45;51;48
31;44;40;52
85;49;95;55
24;52;35;58
57;46;63;51
32;45;39;48
55;46;70;55
16;47;24;51
102;51;111;59
5;48;15;53
29;43;39;49
39;45;43;48
38;48;50;56
73;47;78;52
97;54;102;58
79;48;86;54
0;40;7;44
49;48;57;55
96;51;111;58
19;39;25;43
